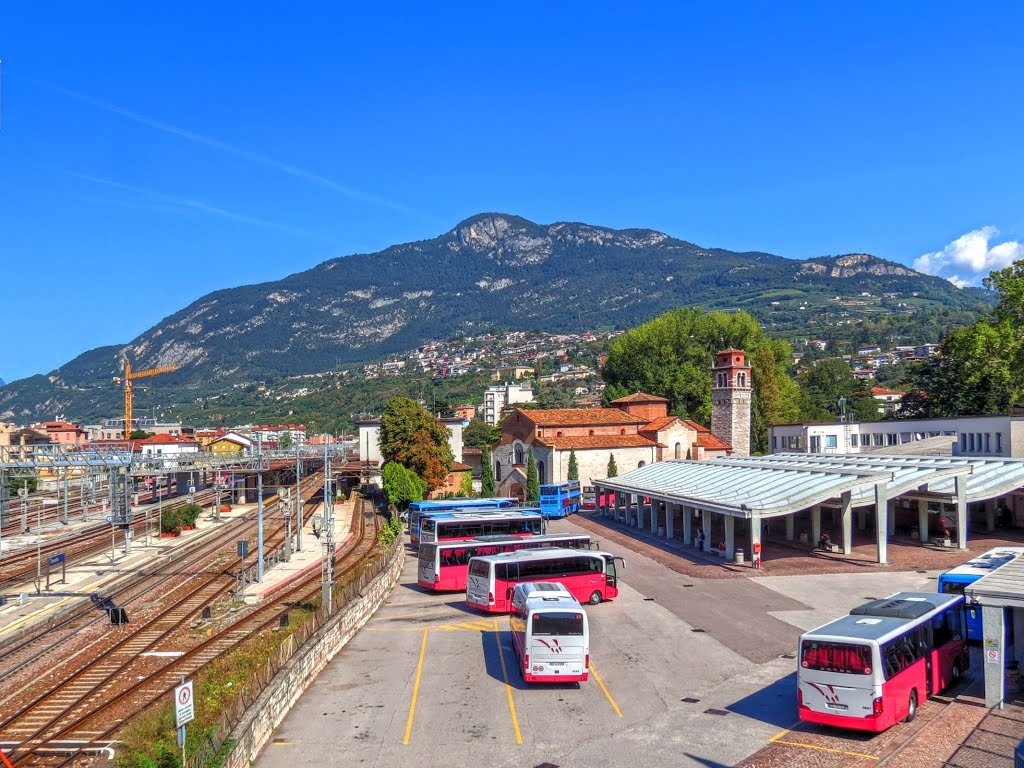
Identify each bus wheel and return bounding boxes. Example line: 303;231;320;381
905;691;918;723
588;591;602;606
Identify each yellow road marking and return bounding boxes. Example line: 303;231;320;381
588;662;622;717
769;728;878;760
493;617;522;744
403;628;428;745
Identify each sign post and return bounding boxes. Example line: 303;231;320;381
45;553;66;590
175;677;195;767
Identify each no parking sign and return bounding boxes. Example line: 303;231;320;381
175;679;195;727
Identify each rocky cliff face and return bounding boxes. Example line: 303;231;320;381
0;213;983;421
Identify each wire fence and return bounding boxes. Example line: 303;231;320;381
187;502;402;768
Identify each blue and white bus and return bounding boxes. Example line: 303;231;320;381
406;497;517;541
539;481;581;519
937;546;1024;641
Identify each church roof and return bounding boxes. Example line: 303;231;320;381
534;434;658;450
515;407;648;426
609;392;670;404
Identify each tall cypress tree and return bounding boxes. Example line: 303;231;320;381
481;446;496;497
607;453;618;478
526;451;540;502
567;450;579;481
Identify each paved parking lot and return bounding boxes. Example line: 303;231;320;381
255;520;951;768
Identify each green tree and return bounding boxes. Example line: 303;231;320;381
567;450;579;481
601;307;800;453
607;453;618;478
379;397;453;490
459;472;474;497
279;432;293;450
128;430;155;440
797;358;858;420
526;451;540;502
382;461;425;508
463;418;493;449
480;447;496;497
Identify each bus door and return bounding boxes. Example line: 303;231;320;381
604;556;625;589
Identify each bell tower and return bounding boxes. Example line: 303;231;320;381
711;348;752;457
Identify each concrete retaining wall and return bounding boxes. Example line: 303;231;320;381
224;543;405;768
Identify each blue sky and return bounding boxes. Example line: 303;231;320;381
1;2;1022;382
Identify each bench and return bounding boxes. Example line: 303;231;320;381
931;537;953;547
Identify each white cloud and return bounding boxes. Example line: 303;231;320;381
914;227;1024;287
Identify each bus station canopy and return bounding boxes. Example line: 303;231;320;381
595;453;1024;520
966;554;1024;609
595;458;892;518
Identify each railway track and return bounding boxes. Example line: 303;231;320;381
0;473;324;685
2;490;381;767
0;490;221;591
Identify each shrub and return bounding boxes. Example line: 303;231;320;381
159;508;182;534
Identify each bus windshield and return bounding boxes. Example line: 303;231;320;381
801;641;872;675
532;612;585;636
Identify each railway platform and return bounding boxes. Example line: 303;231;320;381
0;503;256;639
239;494;355;603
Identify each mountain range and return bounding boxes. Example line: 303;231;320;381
0;213;987;423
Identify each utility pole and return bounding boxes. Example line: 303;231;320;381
257;438;265;583
321;437;334;613
295;443;302;552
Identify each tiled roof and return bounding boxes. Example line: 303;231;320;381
696;432;732;451
871;386;905;396
534;434;658;450
451;462;472;472
610;392;670;404
641;415;682;432
679;420;732;452
137;433;198;445
516;407;648;426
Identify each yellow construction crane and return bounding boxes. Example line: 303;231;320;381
113;357;178;440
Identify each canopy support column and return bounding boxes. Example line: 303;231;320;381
750;517;761;567
651;500;659;535
811;506;821;549
982;605;1006;708
874;483;888;565
666;503;674;540
785;514;794;541
955;475;968;550
840;491;852;555
682;505;691;545
724;515;735;559
918;498;929;543
702;512;712;553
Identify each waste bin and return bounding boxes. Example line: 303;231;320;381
735;549;745;564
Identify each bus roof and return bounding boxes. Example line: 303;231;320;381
471;547;609;564
802;592;963;645
410;498;516;509
514;582;584;610
425;533;590;550
426;510;543;522
940;547;1024;580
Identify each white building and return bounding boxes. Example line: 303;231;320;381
481;382;535;426
769;415;1024;458
357;417;467;468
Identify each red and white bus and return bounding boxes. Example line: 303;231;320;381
418;510;544;544
510;582;589;684
466;547;623;612
798;592;967;732
417;533;594;591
